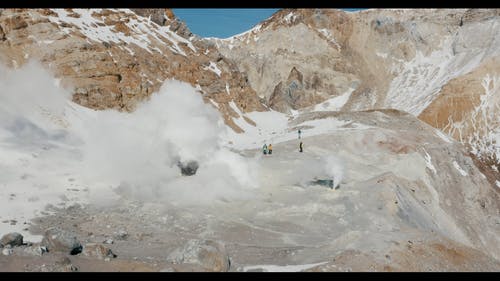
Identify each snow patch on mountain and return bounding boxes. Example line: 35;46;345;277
435;129;453;144
423;149;437;175
317;28;341;50
204;61;221;77
47;9;196;56
453;161;468;176
314;87;355;112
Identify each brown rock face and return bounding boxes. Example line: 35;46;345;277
0;232;23;247
269;66;327;113
418;56;500;179
268;67;305;112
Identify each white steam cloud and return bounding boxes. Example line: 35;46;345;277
323;155;344;189
0;61;259;209
0;61;348;241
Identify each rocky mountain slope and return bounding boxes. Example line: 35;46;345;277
210;8;500;182
0;8;499;272
1;8;497;177
0;8;265;133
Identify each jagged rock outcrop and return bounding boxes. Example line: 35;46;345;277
269;66;326;113
0;232;23;247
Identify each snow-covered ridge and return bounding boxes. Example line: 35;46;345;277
205;21;266;44
208;22;266;51
385;36;484;116
313;88;355;112
282;12;297;24
47;9;196;56
382;18;500;169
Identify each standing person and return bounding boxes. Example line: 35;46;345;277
268;144;273;155
299;141;303;153
298;129;302;139
263;144;268;155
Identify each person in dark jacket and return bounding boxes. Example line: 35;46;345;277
263;144;268;155
299;141;303;153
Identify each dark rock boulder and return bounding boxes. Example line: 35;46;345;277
177;160;199;176
41;227;82;255
0;232;23;247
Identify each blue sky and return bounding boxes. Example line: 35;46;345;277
173;9;280;39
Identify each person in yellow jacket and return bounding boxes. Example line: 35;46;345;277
268;144;273;155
